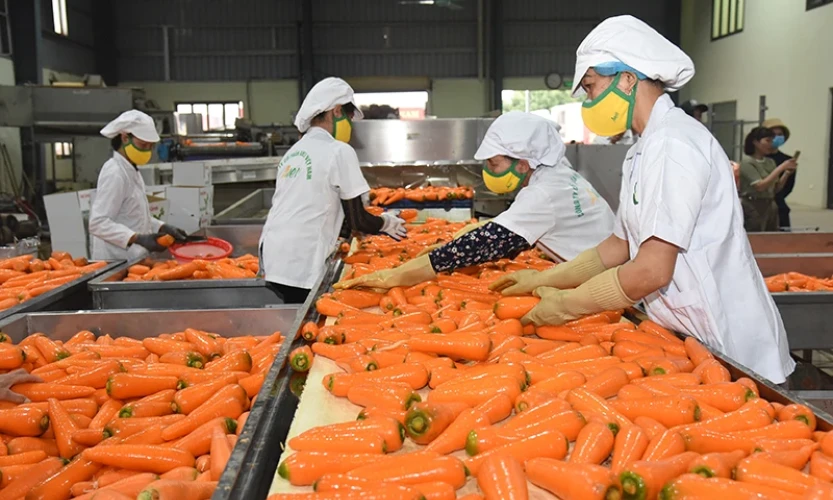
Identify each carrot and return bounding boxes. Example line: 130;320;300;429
528;370;586;397
300;322;319;342
493;297;540;320
673;382;756;412
135;479;218;500
0;450;47;466
24;457;102;500
32;335;70;363
570;421;615;464
6;436;59;456
183;329;222;359
404;401;467;445
89;399;124;430
204;350;252;373
0;406;50;436
157;262;199;281
728;420;813;441
276;452;388;486
619;451;699;500
476;455;527;500
678;402;771;435
289;428;387;454
429;375;522;408
158;351;205;369
289;346;314;372
406;332;491;361
526;458;621;500
810;450;833;481
659;473;804;500
142;338;197;356
82;445;194;474
611;425;650;474
334;289;385;309
777;403;817;430
72;428;105;447
55;359;123;389
754;444;815;470
582;367;630;398
693;359;731;384
172;376;237;416
734;455;823;495
684;336;714;366
347;383;420;411
610;395;700;428
347;454;467;489
565;388;632;430
161;466;198;481
268;484;421;500
47;398;84;459
822;431;833;456
106;373;178;399
424;408;490;455
169;418;237;457
0;457;64;500
642;429;686;461
465;429;568;477
323;363;429;397
161;385;245;441
689;450;748;478
119;400;173;419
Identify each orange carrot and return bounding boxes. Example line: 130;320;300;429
24;457;102;500
619;451;699;500
347;454;467;489
48;398;84;459
161;385;246;441
493;297;540;320
734;455;823;495
106;373;178;399
526;458;621;500
465;429;568;476
611;425;649;474
642;429;685;461
347;382;420;411
169;417;237;457
569;421;615;465
135;479;218;500
476;455;528;500
276;452;388;486
82;445;195;474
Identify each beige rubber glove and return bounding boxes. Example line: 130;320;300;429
490;246;607;296
521;267;634;326
2;368;42;403
417;219;490;257
334;254;437;290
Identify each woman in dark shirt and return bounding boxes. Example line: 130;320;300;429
763;118;796;230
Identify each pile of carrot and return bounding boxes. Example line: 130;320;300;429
122;255;258;282
369;186;473;206
766;272;833;292
270;251;833;499
0;326;283;499
0;253;108;311
341;218;552;282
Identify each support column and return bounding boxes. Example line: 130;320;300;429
298;0;314;104
92;0;118;85
488;0;503;113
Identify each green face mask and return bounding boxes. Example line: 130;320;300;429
333;114;353;143
581;73;637;137
482;159;524;194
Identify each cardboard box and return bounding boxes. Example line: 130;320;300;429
173;163;212;187
145;185;169;198
44;191;94;259
166;186;213;234
147;196;170;225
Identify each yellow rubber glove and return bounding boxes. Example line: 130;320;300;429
334;254;437;290
417;219;490;257
490;246;607;296
521;267;634;326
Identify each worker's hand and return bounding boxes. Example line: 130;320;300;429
521;286;575;326
380;213;407;241
335;254;436;290
132;233;166;253
160;224;188;242
0;369;42;404
489;269;545;295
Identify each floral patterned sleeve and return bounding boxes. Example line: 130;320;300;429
428;222;531;273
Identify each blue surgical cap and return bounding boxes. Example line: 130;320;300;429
594;61;647;80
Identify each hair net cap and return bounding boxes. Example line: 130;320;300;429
294;77;364;133
571;15;695;97
100;110;160;142
474;112;566;169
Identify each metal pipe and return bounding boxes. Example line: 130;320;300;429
477;0;484;80
759;95;768;125
162;26;171;81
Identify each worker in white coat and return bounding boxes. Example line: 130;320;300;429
336;111;615;290
492;16;794;384
89;110;188;261
258;78;407;304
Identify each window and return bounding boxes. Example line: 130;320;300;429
807;0;833;10
176;101;244;131
54;142;72;159
51;0;68;36
712;0;744;40
0;0;10;56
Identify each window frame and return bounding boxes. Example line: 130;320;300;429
54;142;73;159
175;101;244;132
711;0;744;41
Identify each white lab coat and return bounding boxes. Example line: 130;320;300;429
614;95;794;383
493;158;615;262
259;127;370;289
592;130;636;145
89;152;164;261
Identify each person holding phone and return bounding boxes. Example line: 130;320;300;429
764;118;798;230
738;126;797;232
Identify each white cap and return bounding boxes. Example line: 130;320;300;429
100;110;160;142
571;15;695;97
474;112;566;169
294;77;364;133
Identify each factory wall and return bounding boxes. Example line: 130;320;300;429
0;57;22;193
680;0;833;209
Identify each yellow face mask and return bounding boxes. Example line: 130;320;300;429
332;114;353;143
124;137;153;166
581;74;637;137
482;159;524;194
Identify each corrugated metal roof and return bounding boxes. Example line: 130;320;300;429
172;54;297;80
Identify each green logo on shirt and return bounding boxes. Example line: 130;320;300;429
280;150;313;180
569;174;585;218
632;182;639;205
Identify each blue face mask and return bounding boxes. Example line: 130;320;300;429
772;135;786;149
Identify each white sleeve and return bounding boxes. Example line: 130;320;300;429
612;161;629;240
493;186;556;244
635;138;708;251
330;144;370;201
150;217;164;232
88;166;135;249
